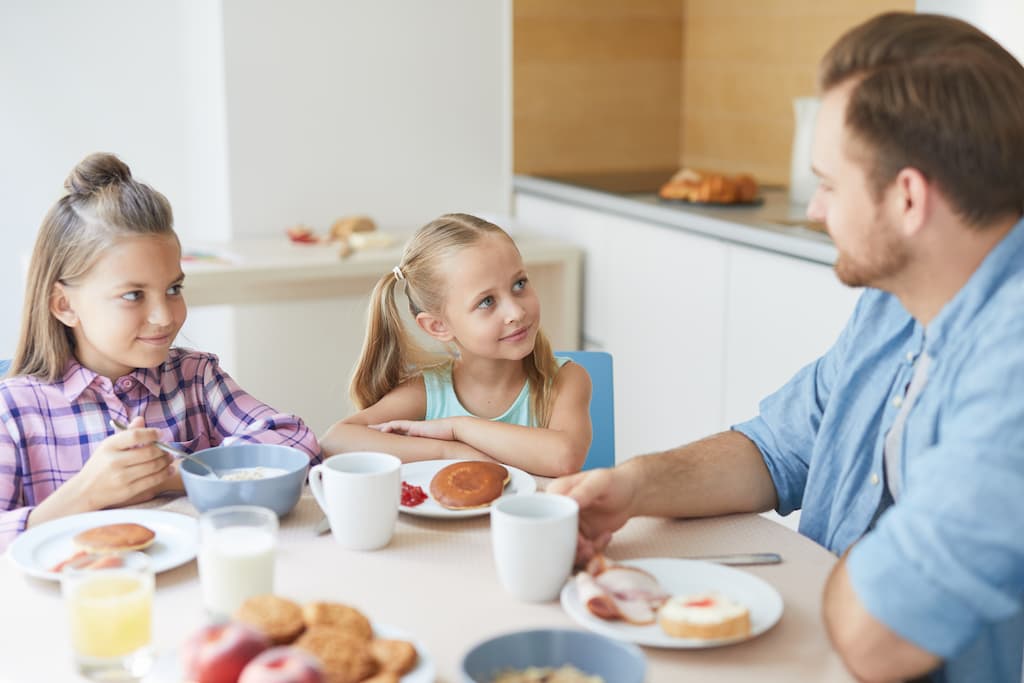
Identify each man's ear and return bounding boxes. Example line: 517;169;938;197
50;282;78;327
415;311;454;342
894;167;930;238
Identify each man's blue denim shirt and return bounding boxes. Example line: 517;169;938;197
735;218;1024;682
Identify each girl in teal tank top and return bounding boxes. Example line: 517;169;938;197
319;213;592;476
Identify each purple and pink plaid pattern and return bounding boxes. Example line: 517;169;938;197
0;349;320;550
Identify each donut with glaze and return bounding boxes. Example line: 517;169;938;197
429;461;509;510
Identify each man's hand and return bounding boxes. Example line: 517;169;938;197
547;467;637;566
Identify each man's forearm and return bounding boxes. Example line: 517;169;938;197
824;554;941;682
623;430;778;519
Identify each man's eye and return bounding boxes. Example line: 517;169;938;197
478;296;495;309
168;284;184;296
513;278;527;291
121;291;142;302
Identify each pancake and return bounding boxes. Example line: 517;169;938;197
429;461;509;510
72;523;156;553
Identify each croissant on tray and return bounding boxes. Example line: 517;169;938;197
658;168;758;204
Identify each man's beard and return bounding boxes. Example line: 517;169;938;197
833;212;909;288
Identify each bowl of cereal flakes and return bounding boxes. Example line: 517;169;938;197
180;443;311;517
461;629;645;683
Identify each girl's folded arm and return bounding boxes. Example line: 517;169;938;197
319;377;489;462
449;362;593;476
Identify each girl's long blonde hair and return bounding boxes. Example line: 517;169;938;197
349;213;562;427
8;152;176;382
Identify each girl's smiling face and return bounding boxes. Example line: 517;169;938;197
434;233;541;362
53;234;186;379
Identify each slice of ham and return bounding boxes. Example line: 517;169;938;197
577;555;670;625
48;551;125;573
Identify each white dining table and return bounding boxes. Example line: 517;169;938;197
0;489;855;683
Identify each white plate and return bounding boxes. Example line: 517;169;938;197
560;557;784;648
7;509;198;581
399;459;537;519
371;623;436;683
144;622;435;683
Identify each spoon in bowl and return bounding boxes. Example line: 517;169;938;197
108;418;221;479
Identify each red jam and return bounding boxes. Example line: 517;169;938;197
401;481;428;507
684;598;715;608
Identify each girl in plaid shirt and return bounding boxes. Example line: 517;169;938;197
0;153;319;551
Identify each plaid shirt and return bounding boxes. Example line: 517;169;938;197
0;348;320;550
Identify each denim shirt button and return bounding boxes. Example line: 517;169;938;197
870;472;880;486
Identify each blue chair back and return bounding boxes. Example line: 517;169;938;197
557;350;615;470
0;359;9;376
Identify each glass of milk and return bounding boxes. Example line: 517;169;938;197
197;505;278;618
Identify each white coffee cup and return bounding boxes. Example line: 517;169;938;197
308;452;401;550
491;493;579;602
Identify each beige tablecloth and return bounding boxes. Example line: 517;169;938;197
0;491;855;683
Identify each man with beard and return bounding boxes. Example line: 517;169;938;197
550;12;1024;683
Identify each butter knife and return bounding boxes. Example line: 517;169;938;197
684;552;782;566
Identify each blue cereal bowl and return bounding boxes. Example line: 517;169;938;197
180;443;310;517
461;628;646;683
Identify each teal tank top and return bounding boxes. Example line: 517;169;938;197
423;356;569;427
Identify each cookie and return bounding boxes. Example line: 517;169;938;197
302;602;373;641
369;638;417;675
360;673;400;683
235;595;306;644
73;523;155;553
294;625;378;683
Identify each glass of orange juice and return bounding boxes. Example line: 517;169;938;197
61;551;154;680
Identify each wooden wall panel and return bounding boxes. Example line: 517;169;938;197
513;0;683;176
514;0;912;186
680;0;914;185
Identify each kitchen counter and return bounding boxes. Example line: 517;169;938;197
514;173;837;266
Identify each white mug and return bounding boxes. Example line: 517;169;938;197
491;493;579;602
308;452;401;550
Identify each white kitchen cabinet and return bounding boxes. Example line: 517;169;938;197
721;244;861;429
515;195;729;458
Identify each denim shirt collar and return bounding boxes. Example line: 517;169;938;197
923;216;1024;357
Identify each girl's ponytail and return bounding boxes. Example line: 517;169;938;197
526;329;560;427
349;270;418;409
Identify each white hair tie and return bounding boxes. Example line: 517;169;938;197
392;266;405;281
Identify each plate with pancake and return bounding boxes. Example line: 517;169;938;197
560;558;784;648
399;459;537;519
7;508;198;581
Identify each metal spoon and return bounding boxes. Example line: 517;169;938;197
108;418;220;479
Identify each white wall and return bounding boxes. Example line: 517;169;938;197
0;0;511;379
0;0;231;357
220;0;511;237
916;1;1024;64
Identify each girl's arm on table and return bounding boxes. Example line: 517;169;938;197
375;362;593;476
319;377;496;463
199;353;321;461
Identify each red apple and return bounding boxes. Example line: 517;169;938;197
180;621;271;683
238;647;324;683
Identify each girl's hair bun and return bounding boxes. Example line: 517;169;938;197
64;152;133;197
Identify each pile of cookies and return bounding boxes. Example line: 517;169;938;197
235;595;417;683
